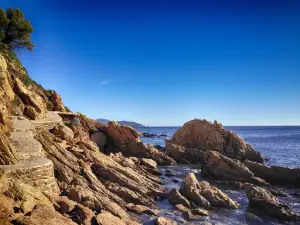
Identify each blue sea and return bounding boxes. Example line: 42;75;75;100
136;126;300;225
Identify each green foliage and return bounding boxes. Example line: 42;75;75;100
11;98;21;106
0;8;34;52
46;101;54;110
7;51;21;66
23;74;33;87
44;90;53;98
65;106;71;112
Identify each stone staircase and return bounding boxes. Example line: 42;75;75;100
0;112;63;194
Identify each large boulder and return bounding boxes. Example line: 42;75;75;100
202;151;254;180
169;119;264;162
165;142;205;164
244;184;299;221
181;173;240;209
52;124;74;141
107;121;140;144
120;142;175;165
244;160;300;185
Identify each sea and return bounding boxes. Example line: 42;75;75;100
135;126;300;225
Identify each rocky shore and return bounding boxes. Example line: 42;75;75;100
0;53;300;224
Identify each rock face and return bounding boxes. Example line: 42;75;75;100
244;184;299;221
244;160;300;185
170;119;264;162
52;124;74;141
181;173;240;209
107;121;140;144
202;151;254;180
90;131;106;151
165;142;205;164
15;78;47;120
49;90;66;112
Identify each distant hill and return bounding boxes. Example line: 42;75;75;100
96;119;145;127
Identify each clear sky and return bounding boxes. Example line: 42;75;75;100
2;0;300;126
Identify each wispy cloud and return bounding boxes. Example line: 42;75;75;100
101;80;110;86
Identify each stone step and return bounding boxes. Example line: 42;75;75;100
32;111;63;130
0;158;59;193
10;116;34;131
10;131;43;160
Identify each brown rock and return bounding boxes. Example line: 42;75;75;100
50;91;66;112
170;119;264;162
175;204;189;212
140;158;157;170
198;180;240;209
244;160;300;185
165;142;205;164
126;203;160;215
24;105;39;120
182;173;240;209
52;124;74;141
90;131;106;150
0;127;17;165
202;151;254;180
155;217;177;225
168;188;190;208
120;142;175;165
0;195;14;219
4;181;53;214
107;121;140;144
14;78;47;119
244;183;299;221
15;204;77;225
96;211;141;225
181;173;211;208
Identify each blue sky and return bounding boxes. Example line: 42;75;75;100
2;0;300;126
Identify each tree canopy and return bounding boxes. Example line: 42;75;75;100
0;8;34;52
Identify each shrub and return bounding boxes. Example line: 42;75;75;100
11;98;21;106
46;101;54;110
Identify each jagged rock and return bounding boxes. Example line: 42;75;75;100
0;56;15;101
175;204;189;212
198;180;240;209
24;105;39;120
90;131;106;151
168;188;190;208
49;91;66;112
96;211;141;225
244;160;300;185
49;195;76;214
244;183;299;221
120;142;175;165
107;121;140;144
140;158;157;170
0;127;17;165
183;208;210;221
126;203;160;215
182;173;240;209
15;204;77;225
201;151;254;180
52;124;74;141
169;119;264;162
69;204;96;225
155;217;177;225
0;195;14;219
181;173;211;208
0;105;12;133
14;78;47;120
165;142;205;164
4;180;53;214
